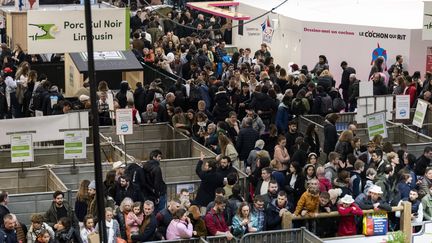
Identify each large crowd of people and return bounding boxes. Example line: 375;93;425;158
0;2;432;243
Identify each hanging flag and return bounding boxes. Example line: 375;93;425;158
262;16;274;44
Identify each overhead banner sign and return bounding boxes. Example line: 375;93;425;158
424;1;432;40
366;112;388;140
11;133;34;163
27;8;129;54
116;109;133;135
64;130;87;159
413;99;429;128
395;95;410;120
261;16;274;44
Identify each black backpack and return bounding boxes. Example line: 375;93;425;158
319;95;333;115
291;98;306;115
333;97;346;112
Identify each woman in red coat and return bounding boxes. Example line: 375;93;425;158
337;194;363;236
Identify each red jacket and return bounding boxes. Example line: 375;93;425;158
405;83;416;108
204;208;229;236
318;176;332;192
337;203;363;236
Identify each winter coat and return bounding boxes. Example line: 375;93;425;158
241;114;265;135
334;141;353;162
422;193;432;220
55;227;83;243
250;92;277;120
373;80;388;96
284;173;306;209
166;219;193;240
194;160;224;206
140;159;167;202
204;208;229;236
265;199;292;231
337;203;363;236
131;214;157;242
236;127;260;161
357;196;392;211
294;190;319;216
44;201;79;229
27;222;55;243
318;176;332;192
231;214;259;238
275;103;292;134
323;120;338;154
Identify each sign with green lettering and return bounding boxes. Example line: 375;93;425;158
366;112;388;140
27;8;129;54
11;134;34;163
64;131;86;159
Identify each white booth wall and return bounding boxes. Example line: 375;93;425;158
233;2;432;88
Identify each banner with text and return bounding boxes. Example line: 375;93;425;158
11;133;34;163
366;112;388;140
27;8;129;54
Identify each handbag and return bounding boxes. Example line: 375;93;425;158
362;212;388;236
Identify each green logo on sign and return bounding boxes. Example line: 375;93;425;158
28;24;59;40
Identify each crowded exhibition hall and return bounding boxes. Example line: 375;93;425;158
0;0;432;242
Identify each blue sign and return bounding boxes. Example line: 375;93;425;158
121;124;128;133
400;109;407;117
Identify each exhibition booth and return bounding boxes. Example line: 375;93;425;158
233;0;432;88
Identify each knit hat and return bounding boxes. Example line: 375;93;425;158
88;180;96;190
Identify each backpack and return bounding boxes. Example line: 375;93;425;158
291;98;306;115
189;85;202;103
333;97;346;112
319;95;333;115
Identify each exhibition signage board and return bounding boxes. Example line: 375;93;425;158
64;130;87;159
424;1;432;40
413;99;429;128
11;133;34;163
27;8;129;54
395;95;410;120
366;112;388;140
116;109;133;135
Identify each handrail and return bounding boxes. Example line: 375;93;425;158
290;205;404;220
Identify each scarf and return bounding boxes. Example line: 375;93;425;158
106;220;114;243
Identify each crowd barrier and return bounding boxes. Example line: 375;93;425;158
0;143;118;169
5;167;69;226
146;228;323;243
288;202;412;243
299;114;432;158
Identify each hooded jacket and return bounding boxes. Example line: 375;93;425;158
141;159;167;202
337;203;363;236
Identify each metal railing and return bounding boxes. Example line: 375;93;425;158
240;228;322;243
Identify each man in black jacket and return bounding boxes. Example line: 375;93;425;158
339;61;356;111
112;175;144;206
44;191;79;230
236;117;259;167
415;146;432;176
141;149;167;214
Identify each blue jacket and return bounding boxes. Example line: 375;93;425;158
275;103;292;134
0;228;16;243
397;182;411;200
231;213;259;237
